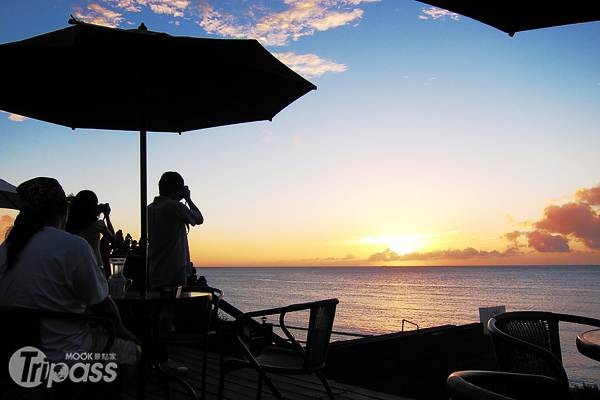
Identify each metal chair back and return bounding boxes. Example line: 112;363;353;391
304;299;338;370
488;311;600;386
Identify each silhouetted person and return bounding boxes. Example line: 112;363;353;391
148;171;203;374
66;190;115;276
0;177;140;398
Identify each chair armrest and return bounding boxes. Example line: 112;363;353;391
236;299;338;321
448;370;573;400
552;313;600;328
0;306;116;354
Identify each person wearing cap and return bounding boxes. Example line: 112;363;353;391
148;171;203;374
0;177;141;395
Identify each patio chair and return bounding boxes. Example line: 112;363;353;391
447;370;572;400
152;286;224;400
487;311;600;386
217;298;339;400
0;306;118;399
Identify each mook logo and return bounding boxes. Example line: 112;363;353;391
9;346;117;388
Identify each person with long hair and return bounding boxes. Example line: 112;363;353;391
66;190;115;274
0;177;140;396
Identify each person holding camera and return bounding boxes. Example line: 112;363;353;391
66;190;116;275
147;171;203;374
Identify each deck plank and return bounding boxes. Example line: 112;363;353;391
2;345;412;400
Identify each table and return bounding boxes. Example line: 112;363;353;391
113;290;213;400
577;329;600;362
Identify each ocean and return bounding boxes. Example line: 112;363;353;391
196;265;600;386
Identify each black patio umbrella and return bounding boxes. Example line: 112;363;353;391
0;19;316;297
417;0;600;36
0;178;21;210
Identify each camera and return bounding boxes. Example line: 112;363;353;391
97;203;109;215
178;186;189;201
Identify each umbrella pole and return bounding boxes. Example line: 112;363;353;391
140;128;148;299
138;128;148;400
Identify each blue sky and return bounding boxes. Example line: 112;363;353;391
1;0;599;266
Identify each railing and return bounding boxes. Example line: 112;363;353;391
271;323;372;340
219;299;419;343
402;318;419;333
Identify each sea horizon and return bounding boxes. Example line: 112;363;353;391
197;264;600;267
198;265;600;385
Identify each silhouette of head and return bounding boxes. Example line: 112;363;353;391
65;190;100;234
158;172;184;197
17;177;67;214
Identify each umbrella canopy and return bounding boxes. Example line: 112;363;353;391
0;20;316;132
0;20;316;297
417;0;600;36
0;178;21;210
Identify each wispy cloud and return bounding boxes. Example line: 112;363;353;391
301;254;357;262
105;0;191;16
367;246;517;262
72;1;357;77
76;1;380;46
505;214;532;228
2;110;26;122
419;6;459;21
261;129;274;142
273;52;347;78
73;3;125;27
196;0;380;46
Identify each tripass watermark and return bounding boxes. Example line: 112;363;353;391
9;346;117;388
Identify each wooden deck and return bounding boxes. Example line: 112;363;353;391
2;345;413;400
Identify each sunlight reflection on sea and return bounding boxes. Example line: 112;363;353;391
199;265;600;385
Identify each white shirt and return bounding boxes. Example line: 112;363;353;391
148;196;199;289
0;227;108;363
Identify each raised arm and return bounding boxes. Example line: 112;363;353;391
182;186;204;225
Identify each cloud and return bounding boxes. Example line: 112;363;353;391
8;114;25;122
503;230;525;254
504;231;521;242
1;111;26;122
75;1;190;25
73;3;125;27
74;0;380;44
510;183;600;253
366;183;600;262
196;1;376;46
419;7;460;20
105;0;191;15
573;185;600;206
525;230;570;253
301;254;357;262
0;215;15;242
105;0;142;12
261;129;274;142
367;246;514;263
273;52;347;78
531;201;600;250
505;214;532;228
